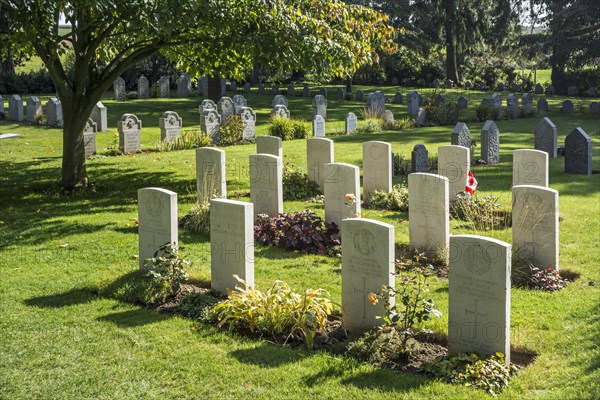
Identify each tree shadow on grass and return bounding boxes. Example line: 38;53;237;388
23;287;98;308
97;308;170;328
229;342;302;368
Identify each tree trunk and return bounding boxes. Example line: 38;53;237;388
345;76;352;93
443;0;460;85
250;62;260;84
207;76;222;102
60;97;91;188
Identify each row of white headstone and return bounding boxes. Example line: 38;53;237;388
3;95;62;126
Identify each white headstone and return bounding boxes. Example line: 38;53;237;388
196;147;226;202
312;115;325;137
307;138;334;193
210;199;254;295
46;98;63;127
239;107;256;140
159;111;183;143
177;74;190;97
323;163;361;228
438;145;470;201
83;118;97;157
481;120;500;164
256;135;282;158
26;96;42;123
138;187;178;270
345;112;357;134
272;104;290;119
512;149;548;187
512;185;559;270
249;154;283;218
312;95;327;119
158;76;170;98
200;109;221;142
232;95;247;114
200;99;217;113
218;97;235;121
113;77;126;101
522;93;533;114
342;218;395;331
448;235;511;364
91;102;108;132
363;141;392;200
117;113;142;154
534;117;558;158
138;75;150;99
383;110;394;124
408;173;449;256
407;91;420;116
272;94;288;108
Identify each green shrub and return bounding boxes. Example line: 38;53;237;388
211;276;335;349
394;117;416;130
393;153;411;176
450;192;511;231
422;353;518;396
158;129;211;151
347;329;419;366
476;104;501;122
282;165;320;200
424;100;462;126
366;183;409;211
512;258;568;291
180;202;211;234
178;291;222;322
219;115;244;146
143;242;190;293
268;116;309;140
355;118;383;134
254;210;340;256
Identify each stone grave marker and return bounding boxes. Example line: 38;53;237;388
587;86;597;97
200;109;221;142
273;94;288;108
249;154;283;218
198;76;208;96
438;145;470;201
323;163;360;228
534;83;544;94
537;98;548;113
200;99;217;113
138;188;177;270
510;82;520;92
458;96;468;109
407;91;419;116
416;108;427;127
177;74;190;97
408;173;449;256
546;85;555;95
391;77;399;86
354;90;364;102
497;83;505;92
337;88;345;99
512;185;559;270
46;98;63;127
230;81;238;91
561;100;574;114
287;85;295;97
342;218;394;331
210;199;254;295
567;86;576;96
272;104;290;118
319;88;327;98
232;95;247;114
312;95;327;119
302;85;310;97
411;144;429;173
158;76;170;98
113;77;126;101
312;115;325;137
393;92;403;104
91;101;107;131
363;141;392;200
534;117;558;158
522;93;533;114
383;110;394;125
196;147;226;203
452;122;471;148
481;120;500;164
138;75;150;99
565;127;592;175
243;82;251;93
448;235;511;364
491;94;502;111
239;107;256;140
217;97;235;121
506;94;519;119
345;112;357;134
83;117;97;157
590;102;600;115
512;149;548;187
272;85;279;95
307;137;334;192
159;111;182;143
258;83;265;94
256;135;282;158
117;113;142;154
26;96;42;123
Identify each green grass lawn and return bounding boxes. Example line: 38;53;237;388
1;86;599;399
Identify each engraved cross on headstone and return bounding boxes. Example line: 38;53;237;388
353;276;368;320
464;299;487;341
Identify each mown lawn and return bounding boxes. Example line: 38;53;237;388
1;87;599;399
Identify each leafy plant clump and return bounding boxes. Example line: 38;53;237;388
422;353;518;396
158;129;211;151
355;119;383;134
219;114;245;146
268;115;309;140
512;259;568;291
211;276;335;349
282;165;320;200
476;104;501;122
180;201;211;234
178;291;222;323
393;153;411;176
424;100;462;126
366;183;409;211
450;192;511;231
254;211;340;256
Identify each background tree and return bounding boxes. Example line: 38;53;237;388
3;0;395;189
